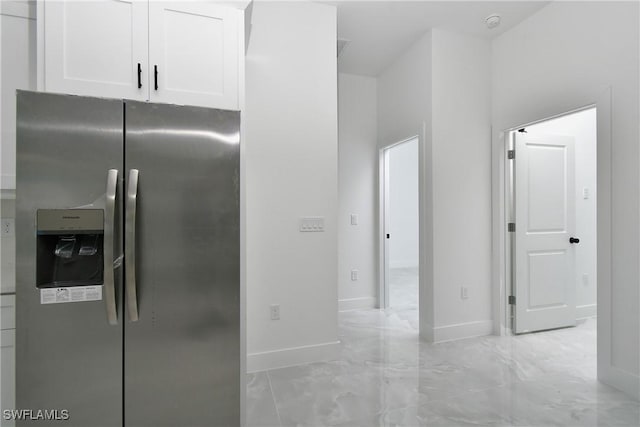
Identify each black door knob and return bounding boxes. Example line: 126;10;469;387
569;237;580;244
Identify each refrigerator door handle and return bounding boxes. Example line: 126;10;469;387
104;169;119;325
126;169;140;321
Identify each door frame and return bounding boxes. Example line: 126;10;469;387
378;135;420;310
492;91;610;339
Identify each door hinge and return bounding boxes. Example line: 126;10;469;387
509;295;516;305
507;150;515;159
508;222;515;232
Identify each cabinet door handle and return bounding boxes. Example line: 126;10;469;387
154;65;158;91
137;63;142;89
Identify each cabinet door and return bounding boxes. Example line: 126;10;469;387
1;330;15;427
149;2;239;109
43;0;148;100
1;295;15;427
1;8;36;190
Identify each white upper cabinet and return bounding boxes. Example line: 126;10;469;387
40;0;242;110
149;2;239;109
1;1;37;190
42;0;148;100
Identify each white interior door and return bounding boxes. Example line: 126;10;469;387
148;2;239;109
514;132;576;333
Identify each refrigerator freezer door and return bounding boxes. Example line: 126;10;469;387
124;101;240;426
16;91;124;426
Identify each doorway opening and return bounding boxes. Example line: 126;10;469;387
506;106;597;336
380;137;419;311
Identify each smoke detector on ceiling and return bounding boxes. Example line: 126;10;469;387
486;14;501;30
337;39;350;58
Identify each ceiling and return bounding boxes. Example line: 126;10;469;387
322;1;550;76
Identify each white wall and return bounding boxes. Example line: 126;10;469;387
337;73;378;312
430;29;492;339
377;32;431;149
377;28;492;342
492;1;639;397
244;1;339;372
527;108;597;320
1;198;15;294
388;139;419;269
377;31;434;336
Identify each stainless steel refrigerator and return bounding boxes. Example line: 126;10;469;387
15;91;240;426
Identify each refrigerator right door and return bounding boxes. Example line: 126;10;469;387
123;101;240;426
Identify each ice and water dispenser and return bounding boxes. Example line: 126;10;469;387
36;209;104;288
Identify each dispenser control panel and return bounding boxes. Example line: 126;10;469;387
37;209;104;233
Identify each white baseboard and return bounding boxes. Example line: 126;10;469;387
599;364;640;400
338;297;376;312
420;323;434;342
1;174;15;190
247;340;340;373
576;304;597;320
427;320;494;343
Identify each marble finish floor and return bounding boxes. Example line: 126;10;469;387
389;267;418;310
247;308;640;426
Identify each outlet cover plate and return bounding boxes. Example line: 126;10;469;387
1;218;14;236
270;304;280;320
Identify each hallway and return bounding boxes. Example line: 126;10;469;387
247;309;639;426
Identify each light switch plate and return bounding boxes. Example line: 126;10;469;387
300;217;325;232
350;214;358;226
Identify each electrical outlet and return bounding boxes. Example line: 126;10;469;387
1;218;14;236
582;274;589;286
461;286;469;300
270;304;280;320
351;270;359;281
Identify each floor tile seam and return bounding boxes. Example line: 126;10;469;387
266;370;285;427
265;360;387;382
413;383;511;405
368;402;514;426
340;324;418;335
267;366;388;387
267;373;510;415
